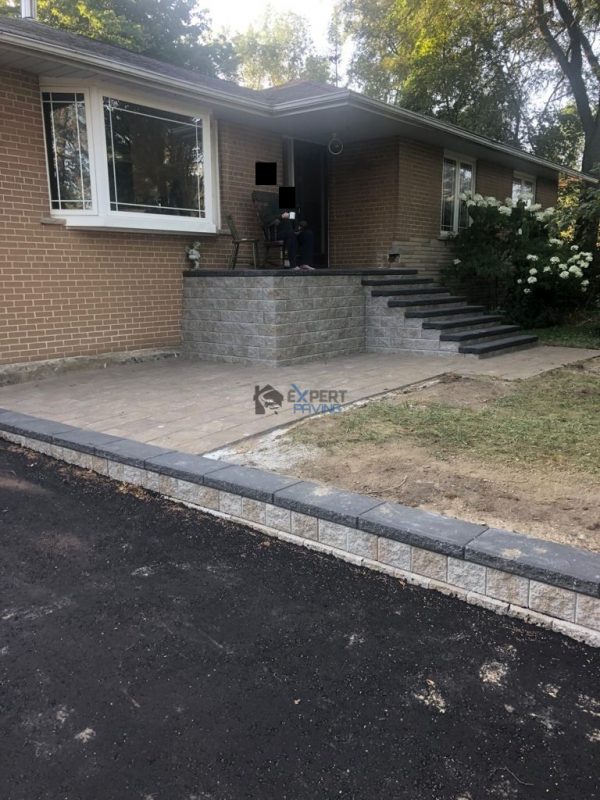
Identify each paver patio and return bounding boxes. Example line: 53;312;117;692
1;347;597;454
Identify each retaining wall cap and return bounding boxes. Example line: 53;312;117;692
90;437;175;468
51;429;127;455
466;527;600;597
203;464;302;502
359;502;487;557
146;452;232;484
0;409;77;442
273;481;384;527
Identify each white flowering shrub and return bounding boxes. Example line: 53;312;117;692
444;192;594;326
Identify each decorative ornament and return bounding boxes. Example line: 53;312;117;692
327;134;344;156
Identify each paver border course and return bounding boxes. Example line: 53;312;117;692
2;407;599;648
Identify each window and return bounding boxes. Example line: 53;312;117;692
42;92;92;211
41;86;215;233
512;173;536;206
104;98;204;218
441;155;474;234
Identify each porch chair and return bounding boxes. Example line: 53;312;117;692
251;190;286;267
225;214;259;269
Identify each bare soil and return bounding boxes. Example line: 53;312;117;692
217;371;600;553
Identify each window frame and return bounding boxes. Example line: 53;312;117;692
40;87;99;217
512;171;536;206
440;152;476;237
40;81;218;234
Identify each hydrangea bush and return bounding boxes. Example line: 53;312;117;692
443;192;594;327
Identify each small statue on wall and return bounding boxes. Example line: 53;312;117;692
185;241;202;270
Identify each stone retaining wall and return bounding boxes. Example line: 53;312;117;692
2;408;599;648
183;273;366;365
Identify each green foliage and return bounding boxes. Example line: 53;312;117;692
341;0;600;165
444;194;594;326
343;0;534;143
530;105;584;168
0;0;238;78
234;12;331;89
529;310;600;349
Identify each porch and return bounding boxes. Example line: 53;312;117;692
182;267;538;366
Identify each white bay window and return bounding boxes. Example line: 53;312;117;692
41;85;217;233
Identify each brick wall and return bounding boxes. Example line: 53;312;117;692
536;177;558;208
328;138;399;268
0;68;282;366
476;160;513;200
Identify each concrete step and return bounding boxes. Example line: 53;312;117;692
422;314;504;330
362;277;434;286
440;325;521;342
405;305;486;319
371;286;449;298
388;295;467;309
459;334;539;356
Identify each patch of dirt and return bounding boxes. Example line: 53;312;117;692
216;369;600;553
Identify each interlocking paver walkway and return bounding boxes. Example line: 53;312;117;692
0;347;597;454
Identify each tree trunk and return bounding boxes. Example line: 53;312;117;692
575;121;600;262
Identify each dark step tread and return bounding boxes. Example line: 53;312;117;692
362;277;434;286
388;295;467;308
423;314;503;330
405;305;486;319
372;286;448;297
440;325;521;342
459;335;538;355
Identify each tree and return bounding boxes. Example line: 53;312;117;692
343;0;600;248
234;12;331;89
0;0;238;78
342;0;531;143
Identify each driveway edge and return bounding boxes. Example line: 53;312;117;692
2;408;599;648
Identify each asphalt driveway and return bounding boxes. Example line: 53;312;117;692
1;439;600;800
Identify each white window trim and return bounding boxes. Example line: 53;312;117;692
440;151;476;237
512;171;536;205
40;80;218;234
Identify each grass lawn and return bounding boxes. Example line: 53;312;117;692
527;311;600;350
291;366;600;477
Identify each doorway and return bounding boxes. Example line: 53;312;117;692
291;140;328;268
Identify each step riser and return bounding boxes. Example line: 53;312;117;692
445;331;523;346
372;289;449;298
393;303;470;314
441;326;521;344
406;307;484;319
423;317;503;331
362;279;434;286
470;342;539;359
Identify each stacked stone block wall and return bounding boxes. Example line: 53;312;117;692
183;274;365;365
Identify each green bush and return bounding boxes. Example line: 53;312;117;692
442;193;594;327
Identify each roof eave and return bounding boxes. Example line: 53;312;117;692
272;90;597;183
0;27;273;116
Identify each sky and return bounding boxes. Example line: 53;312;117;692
200;0;338;53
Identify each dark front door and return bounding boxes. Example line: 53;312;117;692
293;140;328;268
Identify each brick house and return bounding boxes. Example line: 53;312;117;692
0;15;592;368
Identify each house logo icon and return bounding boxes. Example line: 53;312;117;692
253;384;284;414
